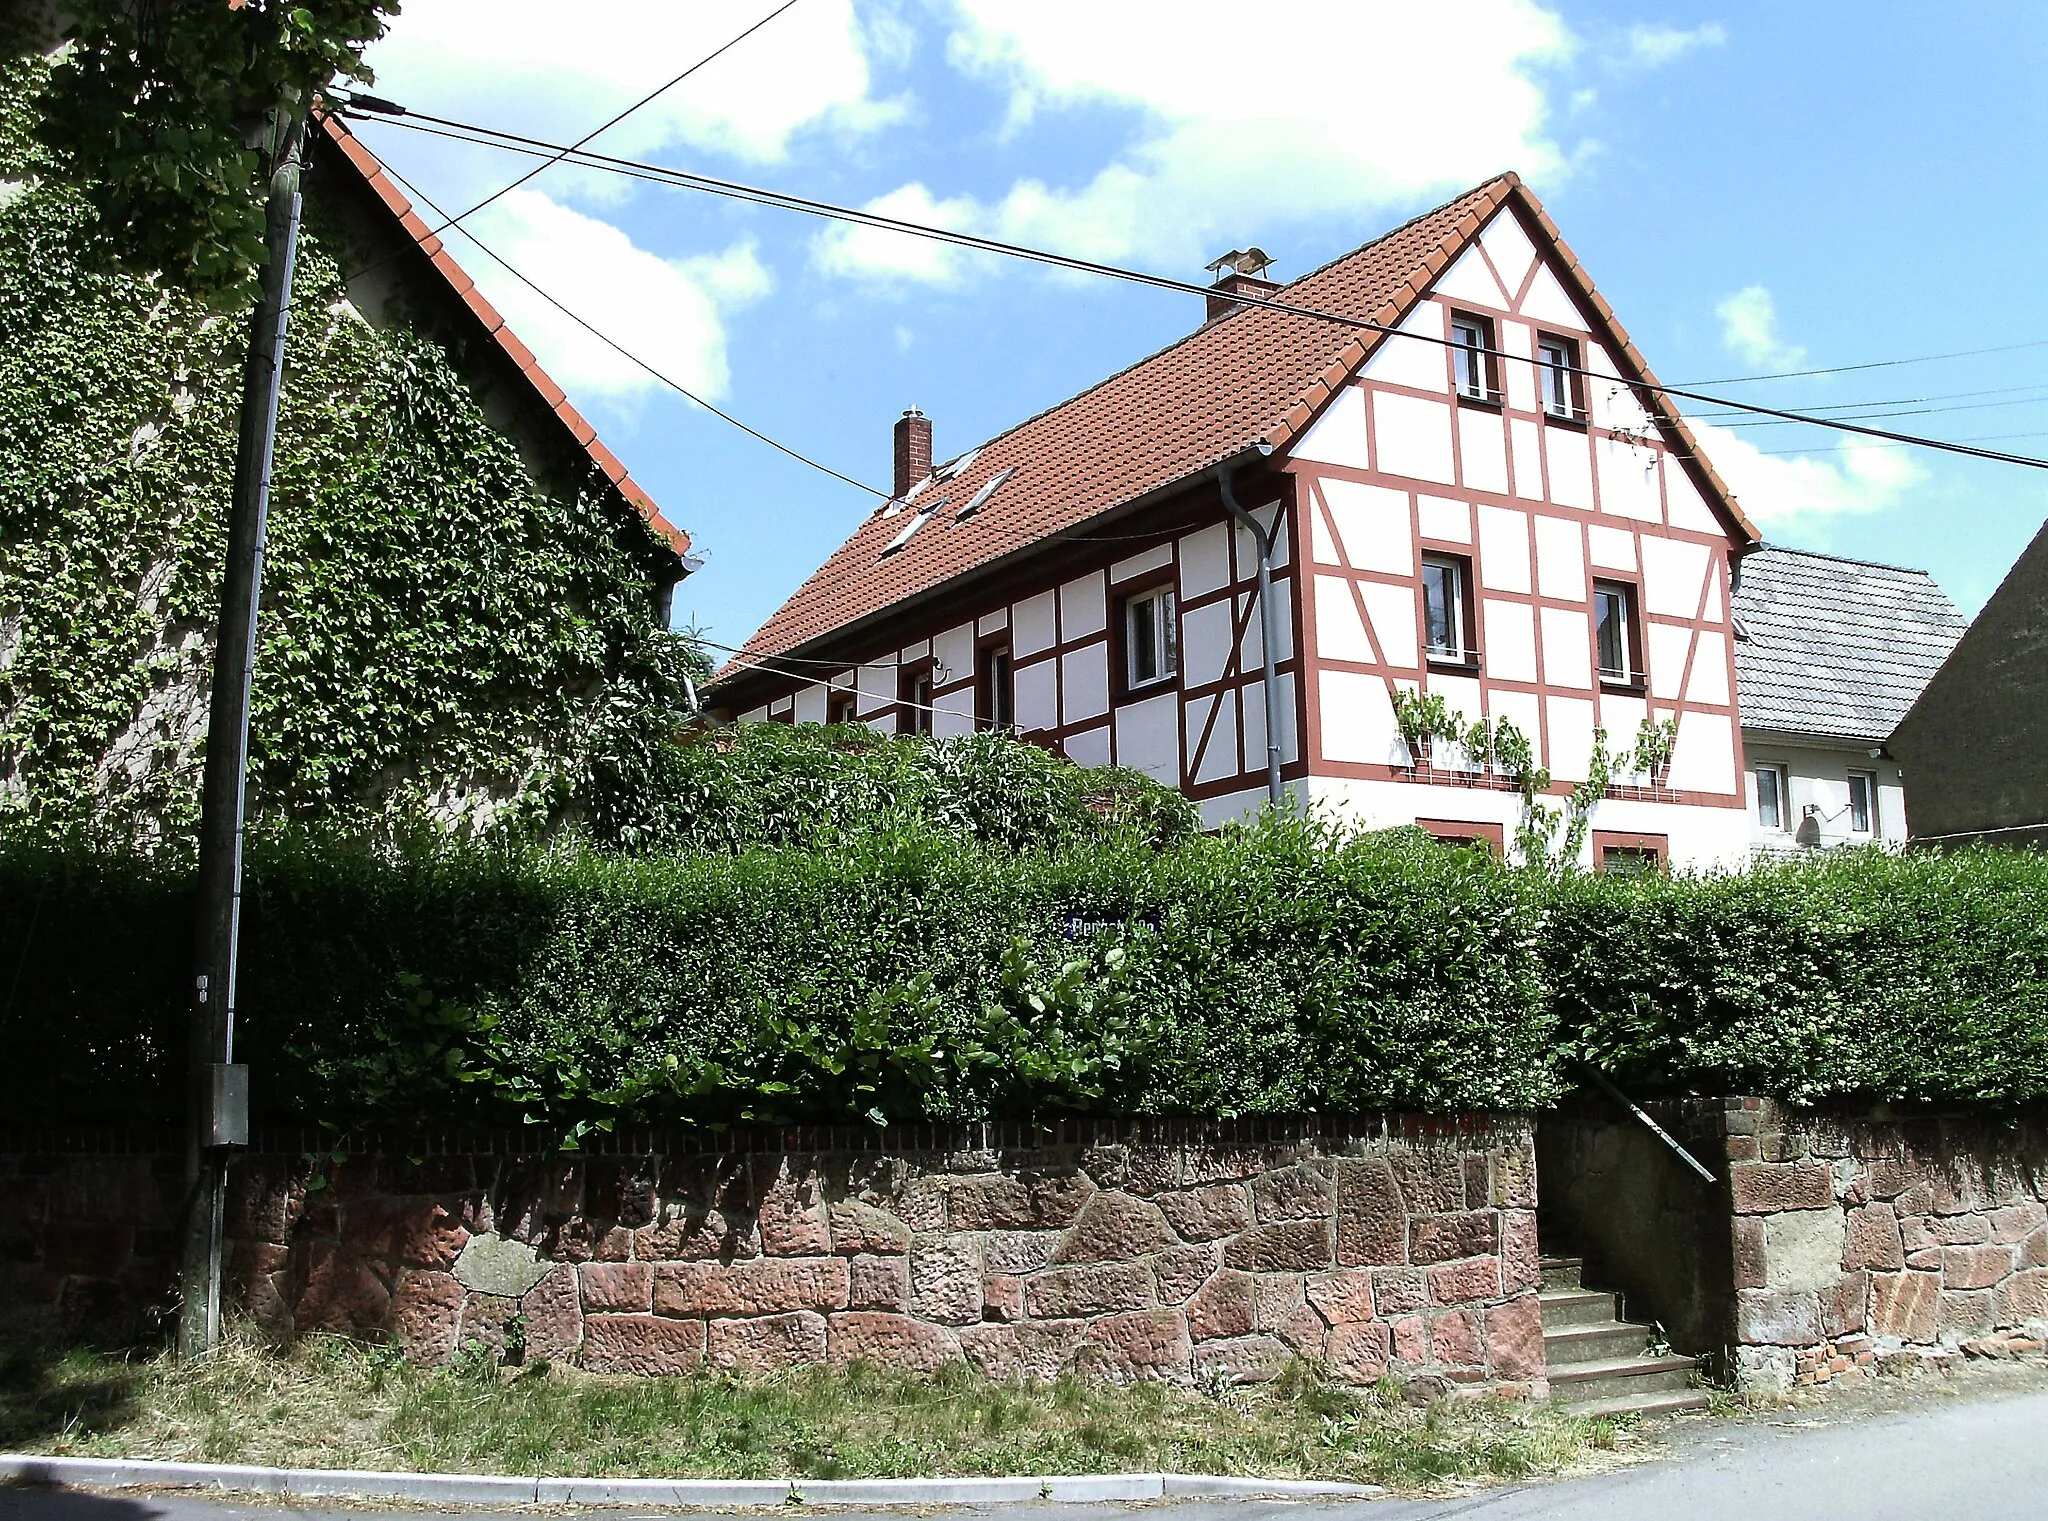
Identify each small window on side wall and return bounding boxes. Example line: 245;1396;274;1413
1536;333;1584;419
1122;585;1178;692
827;688;858;727
977;642;1014;730
1449;312;1499;402
898;665;933;736
1849;770;1877;836
1592;831;1666;875
1422;553;1475;665
1756;764;1789;831
1593;580;1641;686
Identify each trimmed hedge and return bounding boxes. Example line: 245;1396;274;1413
6;825;2045;1132
0;815;1551;1129
1546;847;2048;1105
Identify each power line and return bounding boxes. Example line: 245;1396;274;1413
334;0;805;284
1689;378;2048;423
373;158;887;497
1676;336;2048;388
1705;390;2048;431
1758;428;2048;458
339;102;2048;474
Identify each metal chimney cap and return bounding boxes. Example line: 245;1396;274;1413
1205;247;1274;279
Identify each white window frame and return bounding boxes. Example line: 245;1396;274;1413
1848;770;1878;836
1592;580;1639;685
1123;586;1178;692
1449;313;1496;401
1537;335;1579;418
1421;554;1469;662
1756;763;1790;832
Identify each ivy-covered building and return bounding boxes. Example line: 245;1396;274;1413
0;35;696;841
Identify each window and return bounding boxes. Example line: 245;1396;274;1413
1449;312;1498;401
898;665;933;736
1536;333;1583;419
1756;764;1789;831
977;642;1014;730
1849;771;1877;836
1122;586;1178;691
1417;819;1505;856
1422;553;1474;665
827;688;858;727
1593;580;1641;686
1593;831;1666;875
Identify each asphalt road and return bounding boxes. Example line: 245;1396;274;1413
4;1386;2045;1521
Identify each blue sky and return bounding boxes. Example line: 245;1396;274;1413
354;2;2048;647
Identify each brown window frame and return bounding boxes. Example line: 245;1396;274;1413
1535;331;1588;423
1116;578;1180;698
976;637;1015;731
1420;549;1479;671
897;660;935;737
826;687;858;727
1417;818;1506;855
1592;577;1646;692
1449;310;1502;406
1592;830;1667;875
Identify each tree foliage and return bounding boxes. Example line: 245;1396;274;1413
34;0;398;302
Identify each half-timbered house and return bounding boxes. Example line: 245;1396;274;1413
716;174;1760;869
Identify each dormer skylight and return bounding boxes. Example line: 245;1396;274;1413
932;446;981;483
954;467;1016;522
879;501;946;557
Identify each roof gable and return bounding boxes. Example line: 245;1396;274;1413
317;114;687;555
735;173;1752;672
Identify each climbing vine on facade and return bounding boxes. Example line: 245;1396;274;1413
0;43;695;844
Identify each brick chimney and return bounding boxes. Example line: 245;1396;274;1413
892;408;932;498
1204;247;1279;325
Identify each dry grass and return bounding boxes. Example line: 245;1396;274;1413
0;1330;1635;1494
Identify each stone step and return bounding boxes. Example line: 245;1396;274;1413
1538;1255;1585;1291
1538;1287;1619;1329
1546;1352;1701;1406
1560;1387;1717;1421
1542;1319;1655;1363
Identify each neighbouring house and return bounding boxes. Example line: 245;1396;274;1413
0;16;695;837
1729;545;1964;851
716;174;1762;870
1889;517;2048;848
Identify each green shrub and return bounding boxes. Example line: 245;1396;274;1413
575;723;1198;854
0;813;1551;1130
1546;846;2048;1104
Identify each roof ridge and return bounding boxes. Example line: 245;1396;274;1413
880;177;1515;511
1748;542;1937;578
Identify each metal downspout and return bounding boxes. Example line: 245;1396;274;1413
1217;466;1283;809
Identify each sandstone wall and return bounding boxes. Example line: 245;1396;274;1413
1542;1098;2048;1393
0;1118;1546;1395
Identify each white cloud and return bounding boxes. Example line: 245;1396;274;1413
1715;284;1806;371
467;190;769;403
1624;22;1727;68
363;0;900;178
1692;420;1925;531
812;182;984;286
819;0;1574;284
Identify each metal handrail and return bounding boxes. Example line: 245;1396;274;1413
1582;1066;1718;1184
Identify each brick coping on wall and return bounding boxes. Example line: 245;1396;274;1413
0;1112;1530;1159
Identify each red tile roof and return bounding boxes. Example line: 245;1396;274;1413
732;174;1753;676
317;113;688;555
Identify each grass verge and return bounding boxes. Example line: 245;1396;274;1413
0;1331;1634;1494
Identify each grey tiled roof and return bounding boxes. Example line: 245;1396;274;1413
1731;546;1966;744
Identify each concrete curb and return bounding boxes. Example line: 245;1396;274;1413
0;1455;1381;1507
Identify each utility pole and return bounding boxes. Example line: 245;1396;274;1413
178;104;308;1359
